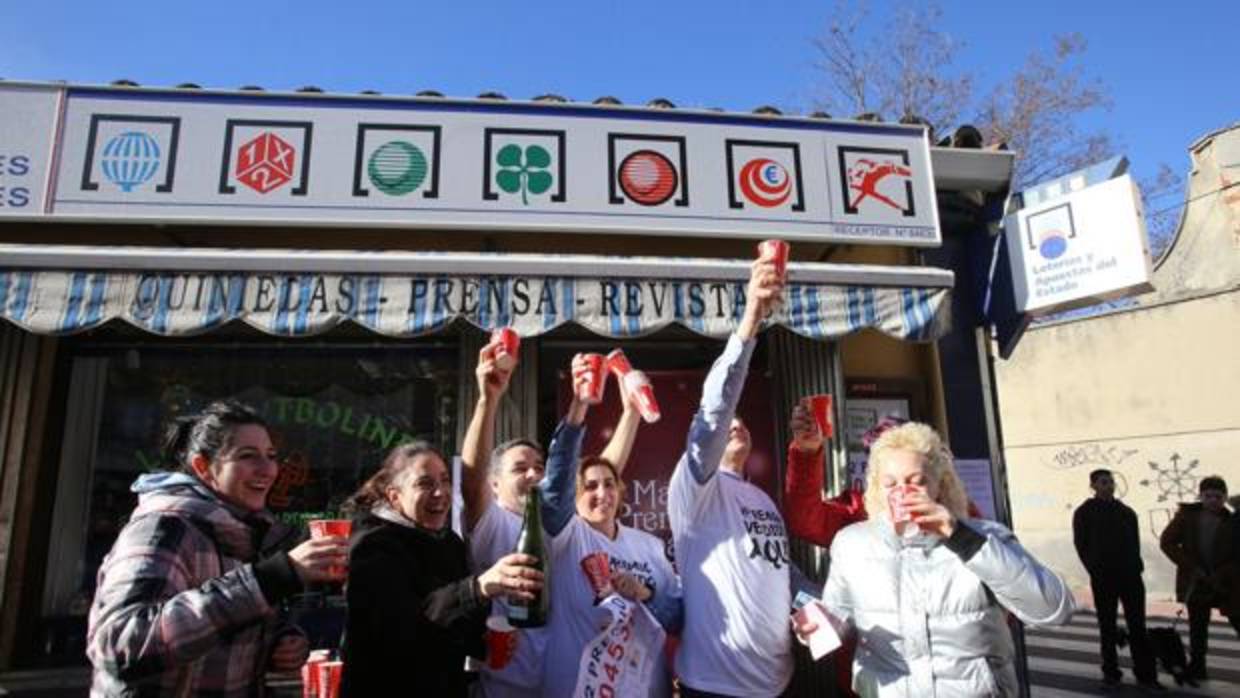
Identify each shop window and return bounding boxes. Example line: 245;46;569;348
842;378;918;490
37;344;457;667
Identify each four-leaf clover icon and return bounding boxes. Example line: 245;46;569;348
495;144;552;205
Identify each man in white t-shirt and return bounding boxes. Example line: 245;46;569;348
669;256;811;698
460;342;641;697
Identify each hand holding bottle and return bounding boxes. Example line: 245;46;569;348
507;488;550;626
478;552;544;601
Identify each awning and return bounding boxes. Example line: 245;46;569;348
0;245;953;342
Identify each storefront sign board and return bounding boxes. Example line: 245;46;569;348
1;83;941;245
0;84;59;215
1005;174;1153;314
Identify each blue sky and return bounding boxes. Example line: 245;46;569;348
2;0;1236;213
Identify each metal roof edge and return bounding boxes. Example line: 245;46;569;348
0;78;929;135
930;147;1014;193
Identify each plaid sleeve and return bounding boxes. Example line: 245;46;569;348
86;513;273;681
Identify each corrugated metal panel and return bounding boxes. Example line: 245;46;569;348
766;327;843;698
455;330;540;455
0;323;58;668
0;324;31;617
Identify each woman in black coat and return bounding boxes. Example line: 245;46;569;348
340;442;542;697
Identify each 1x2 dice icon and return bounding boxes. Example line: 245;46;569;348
235;132;296;193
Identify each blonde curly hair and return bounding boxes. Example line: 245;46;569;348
863;422;969;521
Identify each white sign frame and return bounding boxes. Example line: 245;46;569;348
1005;173;1153;314
1;83;941;246
0;84;60;214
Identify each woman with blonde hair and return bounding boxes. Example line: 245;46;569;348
797;422;1074;697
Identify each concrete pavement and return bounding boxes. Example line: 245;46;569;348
1027;611;1240;697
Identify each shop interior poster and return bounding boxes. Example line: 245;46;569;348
844;397;910;488
566;368;776;563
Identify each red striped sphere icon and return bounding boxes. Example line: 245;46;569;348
739;158;791;207
618;150;678;205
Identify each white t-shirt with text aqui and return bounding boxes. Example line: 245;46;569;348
670;468;793;696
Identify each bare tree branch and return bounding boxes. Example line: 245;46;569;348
810;0;875;116
1138;163;1185;258
810;0;971;138
978;33;1114;187
809;4;1116;189
873;4;971;134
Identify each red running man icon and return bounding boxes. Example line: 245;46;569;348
847;158;912;211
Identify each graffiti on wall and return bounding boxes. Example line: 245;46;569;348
1138;452;1201;503
1139;452;1204;538
1040;445;1209;539
1147;508;1174;539
1047;443;1139;471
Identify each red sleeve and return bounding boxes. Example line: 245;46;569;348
783;442;867;547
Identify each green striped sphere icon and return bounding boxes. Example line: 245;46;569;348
367;141;427;195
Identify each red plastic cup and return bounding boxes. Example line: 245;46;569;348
485;615;519;670
576;353;607;405
580;551;612;599
301;650;331;698
308;519;351;539
606;349;633;376
317;660;343;698
757;239;790;276
491;327;520;371
888;486;913;524
623;371;661;423
308;519;352;580
805;394;834;439
607;349;660;423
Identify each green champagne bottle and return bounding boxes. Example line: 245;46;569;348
507;487;548;628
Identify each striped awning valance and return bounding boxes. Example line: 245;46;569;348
0;247;953;342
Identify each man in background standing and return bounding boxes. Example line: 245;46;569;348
1160;475;1239;681
1073;468;1161;689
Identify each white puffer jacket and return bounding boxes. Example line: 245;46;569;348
824;519;1075;697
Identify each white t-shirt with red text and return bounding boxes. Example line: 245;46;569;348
543;516;678;698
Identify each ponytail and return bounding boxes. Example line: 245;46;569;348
343;440;444;515
160;400;269;474
160;415;199;471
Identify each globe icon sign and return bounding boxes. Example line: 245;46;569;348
101;131;161;192
367;141;428;196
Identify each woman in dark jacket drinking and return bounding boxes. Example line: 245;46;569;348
340;441;542;697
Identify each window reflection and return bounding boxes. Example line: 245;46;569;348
41;344;457;667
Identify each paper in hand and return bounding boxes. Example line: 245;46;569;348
794;600;843;660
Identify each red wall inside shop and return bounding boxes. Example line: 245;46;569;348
560;368;778;562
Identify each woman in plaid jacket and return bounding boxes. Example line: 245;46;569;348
87;400;349;697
